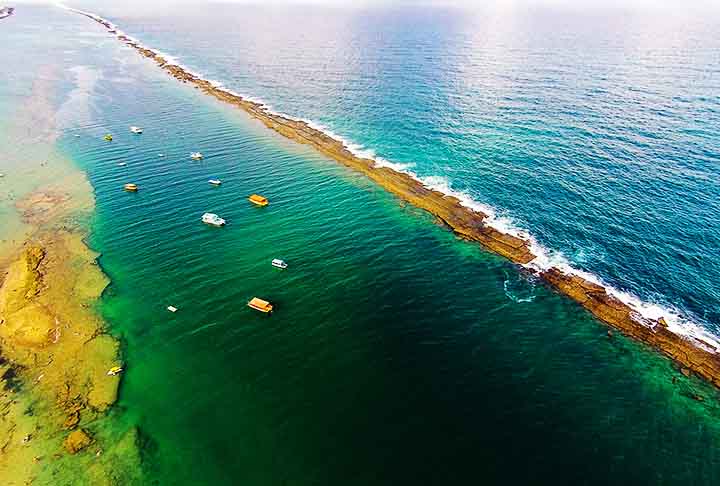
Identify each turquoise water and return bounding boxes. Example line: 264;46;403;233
84;2;720;340
6;4;720;485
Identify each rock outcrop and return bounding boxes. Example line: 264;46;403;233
63;429;93;454
542;268;720;387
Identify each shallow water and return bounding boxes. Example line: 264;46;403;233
0;8;96;257
5;4;720;485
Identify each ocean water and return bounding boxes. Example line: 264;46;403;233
5;4;720;485
78;2;720;341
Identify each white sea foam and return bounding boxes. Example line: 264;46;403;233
58;2;719;349
373;158;416;172
376;172;719;349
524;237;720;350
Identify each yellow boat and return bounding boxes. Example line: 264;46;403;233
248;194;268;206
104;134;113;141
124;183;138;192
248;297;273;313
107;366;123;376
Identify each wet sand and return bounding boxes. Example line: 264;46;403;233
68;9;720;390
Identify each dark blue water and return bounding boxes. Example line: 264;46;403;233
78;2;720;340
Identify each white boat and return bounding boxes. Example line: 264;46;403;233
202;212;226;226
190;152;203;160
167;306;178;313
130;126;143;134
271;259;288;269
208;179;222;186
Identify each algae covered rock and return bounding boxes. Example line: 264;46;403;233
64;429;93;454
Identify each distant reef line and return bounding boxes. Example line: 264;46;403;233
69;7;720;391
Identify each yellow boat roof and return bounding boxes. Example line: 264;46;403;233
249;297;271;307
249;194;267;202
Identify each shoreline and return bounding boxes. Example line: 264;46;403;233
67;8;720;390
0;50;143;482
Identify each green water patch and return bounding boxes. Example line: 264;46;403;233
50;47;720;485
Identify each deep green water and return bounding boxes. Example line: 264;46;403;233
4;5;720;485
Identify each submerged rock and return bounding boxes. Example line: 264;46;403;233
64;429;93;454
0;232;122;480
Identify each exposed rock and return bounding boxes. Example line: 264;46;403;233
64;429;92;454
0;245;46;314
0;231;121;481
63;410;81;430
542;268;720;388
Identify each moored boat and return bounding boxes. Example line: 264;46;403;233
201;212;226;226
130;126;143;134
0;7;15;19
248;297;273;313
271;259;288;269
190;152;203;160
208;179;222;186
124;183;138;192
107;366;123;376
104;134;113;141
249;194;268;206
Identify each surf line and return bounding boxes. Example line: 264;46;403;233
64;5;720;389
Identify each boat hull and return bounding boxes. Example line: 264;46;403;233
248;297;273;313
248;303;273;313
